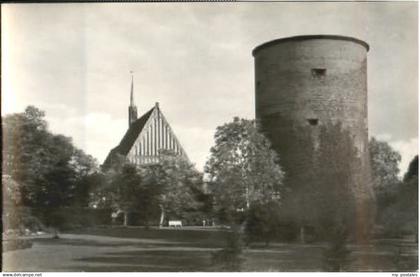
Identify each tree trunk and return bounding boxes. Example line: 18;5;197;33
300;226;306;244
245;186;250;210
159;205;165;228
123;212;128;227
53;228;60;239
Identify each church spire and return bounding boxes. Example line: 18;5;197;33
130;73;134;107
128;71;138;127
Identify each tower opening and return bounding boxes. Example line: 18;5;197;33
307;118;319;126
311;68;327;78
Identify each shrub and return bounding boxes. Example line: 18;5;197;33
3;239;33;252
33;207;113;231
3;207;46;235
244;201;299;245
211;230;244;271
322;224;352;271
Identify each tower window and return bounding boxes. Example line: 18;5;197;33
307;118;319;126
311;68;327;78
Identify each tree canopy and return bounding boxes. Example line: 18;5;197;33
2;106;99;225
142;150;203;226
205;117;284;223
381;155;418;237
369;137;401;198
98;150;203;227
403;155;418;182
312;124;361;238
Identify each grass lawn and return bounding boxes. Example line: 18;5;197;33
2;226;418;272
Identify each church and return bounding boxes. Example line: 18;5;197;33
103;75;189;169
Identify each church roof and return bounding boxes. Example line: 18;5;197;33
102;103;188;170
102;107;154;169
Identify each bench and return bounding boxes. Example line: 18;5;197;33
168;220;182;228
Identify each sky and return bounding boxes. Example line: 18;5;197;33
2;2;418;176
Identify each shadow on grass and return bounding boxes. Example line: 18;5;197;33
70;227;228;248
65;265;194;272
32;236;223;250
72;227;226;243
42;228;419;272
31;238;133;247
70;249;213;272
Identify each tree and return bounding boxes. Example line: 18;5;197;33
3;175;23;230
403;155;418;182
284;123;374;244
381;155;418;239
369;137;401;207
314;123;376;244
142;150;203;227
400;155;418;239
245;200;283;246
211;230;244;271
313;124;360;239
98;150;203;227
278;126;318;243
306;124;366;270
205;117;284;224
103;162;160;226
107;163;142;226
2;106;99;234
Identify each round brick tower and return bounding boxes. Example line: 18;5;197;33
253;35;374;233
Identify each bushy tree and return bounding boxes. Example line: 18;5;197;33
381;155;418;239
368;138;418;239
403;155;418;182
313;124;360;239
3;175;23;230
308;124;366;269
205;117;284;224
369;137;401;208
278;126;317;242
142;150;203;227
98;151;203;227
2;106;99;234
102;161;160;226
400;155;418;239
285;123;375;243
211;230;244;271
245;200;283;246
322;224;352;271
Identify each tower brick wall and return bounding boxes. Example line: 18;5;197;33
253;35;374;205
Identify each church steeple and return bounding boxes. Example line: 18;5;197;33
128;72;138;127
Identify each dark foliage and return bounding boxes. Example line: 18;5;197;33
2;106;99;232
369;137;402;222
403;155;418;182
98;150;204;227
3;239;33;252
380;155;418;238
244;201;283;246
322;224;352;271
211;230;244;271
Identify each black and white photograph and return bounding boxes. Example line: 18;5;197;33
1;1;418;272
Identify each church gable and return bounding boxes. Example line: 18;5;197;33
102;75;189;169
126;104;188;165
